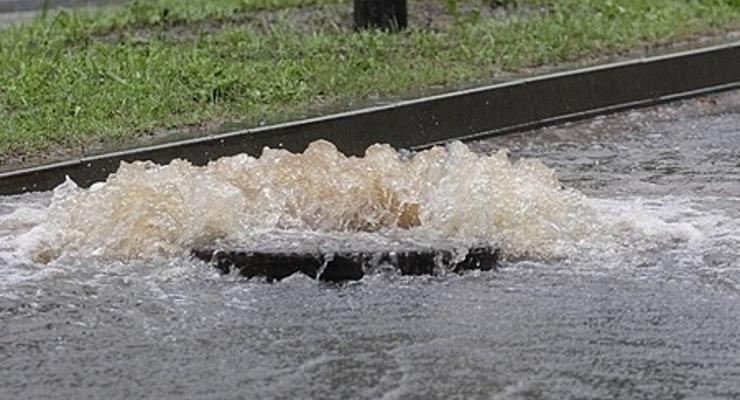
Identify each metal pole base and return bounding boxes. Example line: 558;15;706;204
354;0;407;31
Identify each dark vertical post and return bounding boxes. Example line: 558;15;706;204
354;0;407;31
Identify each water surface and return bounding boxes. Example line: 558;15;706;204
1;91;739;399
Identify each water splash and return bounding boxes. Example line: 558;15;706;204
4;140;599;264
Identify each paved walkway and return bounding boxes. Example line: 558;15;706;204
0;10;34;26
0;0;123;13
0;0;124;27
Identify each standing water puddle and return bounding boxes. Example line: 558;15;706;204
1;91;739;399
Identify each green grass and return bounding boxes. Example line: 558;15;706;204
1;0;740;165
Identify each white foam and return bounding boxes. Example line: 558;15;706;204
0;141;593;264
0;141;736;270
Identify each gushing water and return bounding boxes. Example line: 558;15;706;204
2;140;601;266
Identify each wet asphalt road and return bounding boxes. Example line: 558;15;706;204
1;91;739;399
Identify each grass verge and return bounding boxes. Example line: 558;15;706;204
1;0;739;166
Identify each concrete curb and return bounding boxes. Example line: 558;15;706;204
2;41;739;195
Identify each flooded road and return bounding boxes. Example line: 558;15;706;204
1;90;739;399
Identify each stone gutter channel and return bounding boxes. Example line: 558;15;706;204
1;41;739;196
